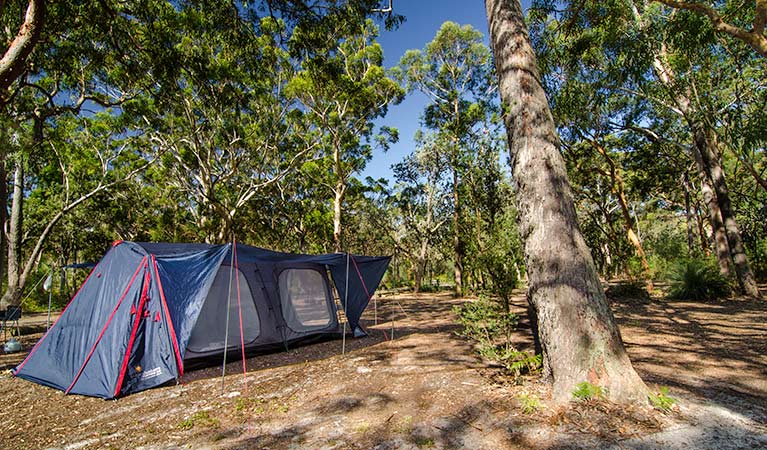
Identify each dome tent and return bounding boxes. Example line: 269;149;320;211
13;241;389;399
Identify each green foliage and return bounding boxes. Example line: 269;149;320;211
572;382;606;401
178;411;219;430
648;386;677;412
454;296;541;378
667;259;732;300
517;393;542;414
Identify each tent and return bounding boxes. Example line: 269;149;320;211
13;241;389;399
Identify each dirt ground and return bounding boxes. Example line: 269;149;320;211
0;287;766;450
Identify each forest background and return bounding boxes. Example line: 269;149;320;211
0;0;765;314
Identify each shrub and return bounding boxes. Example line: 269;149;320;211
454;296;541;379
648;386;676;412
667;259;731;300
517;393;542;414
605;280;650;302
572;382;606;401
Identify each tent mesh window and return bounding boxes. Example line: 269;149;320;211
278;269;333;331
187;266;260;352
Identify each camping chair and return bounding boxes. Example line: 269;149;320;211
1;306;22;340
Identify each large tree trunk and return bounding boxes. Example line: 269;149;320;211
413;238;428;293
485;0;648;404
692;127;761;298
695;142;733;274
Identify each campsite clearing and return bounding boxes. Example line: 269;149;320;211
1;289;766;449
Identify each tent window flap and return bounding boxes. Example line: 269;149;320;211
278;269;332;331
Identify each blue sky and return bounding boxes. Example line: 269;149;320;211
362;0;531;183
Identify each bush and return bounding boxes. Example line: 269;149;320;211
605;280;650;302
667;259;731;300
453;296;541;378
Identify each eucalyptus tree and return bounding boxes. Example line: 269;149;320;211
394;21;495;296
392;130;450;292
485;0;649;403
287;18;403;253
0;0;167;308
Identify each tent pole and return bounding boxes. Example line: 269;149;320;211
374;294;377;326
221;241;236;394
46;267;54;330
342;251;349;355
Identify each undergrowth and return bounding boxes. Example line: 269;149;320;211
572;382;606;401
667;259;731;300
453;295;541;379
648;386;676;412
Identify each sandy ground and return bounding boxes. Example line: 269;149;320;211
0;288;765;449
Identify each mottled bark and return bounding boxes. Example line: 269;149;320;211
0;0;45;105
485;0;648;404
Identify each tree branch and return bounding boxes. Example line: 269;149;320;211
654;0;767;57
0;0;45;103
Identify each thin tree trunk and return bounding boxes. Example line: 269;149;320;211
452;158;462;296
1;157;23;309
486;0;648;404
590;139;652;290
333;145;345;254
683;171;695;254
0;151;6;293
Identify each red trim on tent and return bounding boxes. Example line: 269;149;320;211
65;257;146;395
15;257;103;374
152;255;184;378
350;254;373;301
113;264;152;397
112;240;123;247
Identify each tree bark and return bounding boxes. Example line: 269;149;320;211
332;144;346;254
683;171;695;254
0;0;45;106
485;0;648;404
693;127;761;298
452;152;463;297
1;158;24;309
693;139;733;274
0;151;7;293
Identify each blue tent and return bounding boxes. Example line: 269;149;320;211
13;241;389;399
